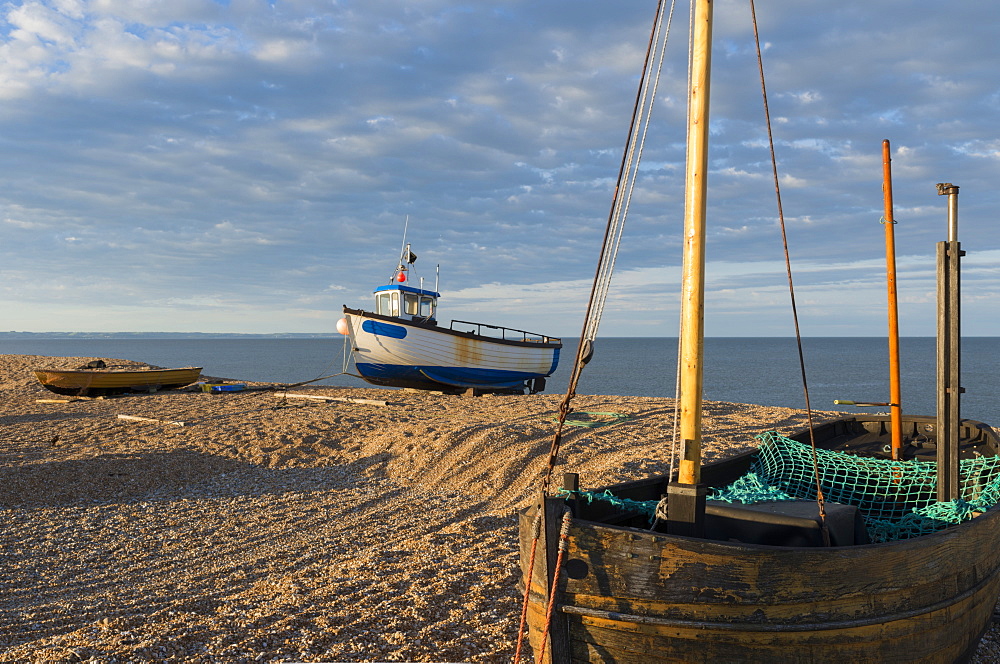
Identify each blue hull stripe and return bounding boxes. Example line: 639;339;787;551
361;320;408;339
548;347;561;376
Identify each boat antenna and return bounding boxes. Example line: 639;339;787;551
391;215;410;284
399;215;409;260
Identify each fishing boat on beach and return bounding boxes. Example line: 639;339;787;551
34;364;203;396
339;243;562;394
516;1;1000;662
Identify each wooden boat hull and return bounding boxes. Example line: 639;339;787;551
519;416;1000;663
34;367;203;396
342;307;561;392
521;510;1000;663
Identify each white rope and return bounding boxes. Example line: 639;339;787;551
583;0;678;344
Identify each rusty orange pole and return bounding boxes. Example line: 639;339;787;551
882;139;903;460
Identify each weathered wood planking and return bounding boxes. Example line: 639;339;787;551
519;496;1000;663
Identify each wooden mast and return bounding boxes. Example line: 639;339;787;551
668;0;713;535
881;139;904;460
678;0;713;484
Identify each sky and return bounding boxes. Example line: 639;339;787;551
1;0;998;337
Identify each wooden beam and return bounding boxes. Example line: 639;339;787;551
117;414;186;426
275;392;389;407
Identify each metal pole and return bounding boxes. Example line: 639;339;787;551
945;185;959;242
936;183;961;501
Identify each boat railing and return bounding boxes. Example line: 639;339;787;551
449;319;560;344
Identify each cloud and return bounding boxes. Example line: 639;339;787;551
0;0;998;334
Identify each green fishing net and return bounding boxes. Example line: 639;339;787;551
564;431;1000;543
710;431;1000;543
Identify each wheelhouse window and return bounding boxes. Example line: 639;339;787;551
376;292;391;316
403;293;420;316
376;292;400;317
419;297;435;319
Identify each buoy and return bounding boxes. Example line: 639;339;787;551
336;318;350;335
396;271;407;283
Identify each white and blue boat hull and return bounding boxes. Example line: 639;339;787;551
342;308;561;392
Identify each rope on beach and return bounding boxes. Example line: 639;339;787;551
277;371;361;391
266;371;364;409
551;411;629;428
265;334;360;399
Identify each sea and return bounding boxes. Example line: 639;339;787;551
3;336;998;425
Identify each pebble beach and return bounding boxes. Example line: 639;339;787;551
2;353;998;663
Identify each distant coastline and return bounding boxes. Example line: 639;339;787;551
0;331;335;339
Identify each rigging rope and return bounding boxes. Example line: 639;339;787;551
587;3;675;338
520;3;679;658
541;0;678;495
749;0;829;543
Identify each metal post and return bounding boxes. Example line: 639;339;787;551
936;183;962;501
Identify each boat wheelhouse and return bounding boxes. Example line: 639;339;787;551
372;284;439;323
